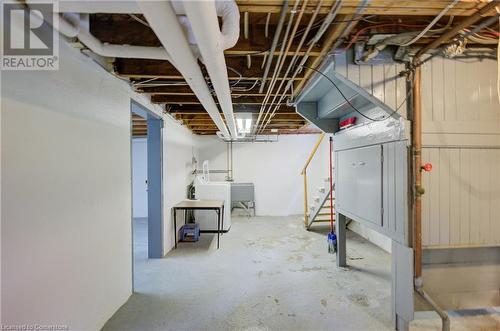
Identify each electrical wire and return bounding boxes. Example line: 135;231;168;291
341;23;433;54
225;15;380;58
298;64;413;122
231;79;259;92
399;0;460;47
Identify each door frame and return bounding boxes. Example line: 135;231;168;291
130;100;164;289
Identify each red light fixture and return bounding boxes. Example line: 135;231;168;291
339;116;356;129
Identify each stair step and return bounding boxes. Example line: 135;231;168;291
305;217;335;223
313;219;335;223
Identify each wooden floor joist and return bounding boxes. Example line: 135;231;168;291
98;0;498;135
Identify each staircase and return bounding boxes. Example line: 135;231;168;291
306;177;335;230
301;133;335;230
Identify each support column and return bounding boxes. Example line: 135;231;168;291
147;116;164;258
336;212;347;267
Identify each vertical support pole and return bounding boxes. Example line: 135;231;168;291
336;212;347;267
412;66;422;279
411;64;449;331
230;141;234;180
147;117;164;258
303;170;308;227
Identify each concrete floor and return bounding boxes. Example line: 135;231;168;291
104;216;394;331
103;216;500;331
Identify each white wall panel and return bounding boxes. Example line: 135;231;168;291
195;134;330;216
1;37;196;329
335;53;500;248
132;138;148;218
421;148;500;247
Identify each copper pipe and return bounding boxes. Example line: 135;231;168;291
412;66;422;279
412;65;450;331
414;1;499;61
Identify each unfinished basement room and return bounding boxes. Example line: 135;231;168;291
1;0;500;330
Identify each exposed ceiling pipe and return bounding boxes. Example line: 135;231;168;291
23;2;174;62
259;0;343;134
76;14;172;61
259;0;289;94
172;0;241;52
183;0;240;138
48;1;142;14
258;0;324;134
255;0;304;132
138;1;231;138
398;0;460;47
414;1;500;61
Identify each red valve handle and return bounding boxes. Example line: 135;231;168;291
421;163;432;172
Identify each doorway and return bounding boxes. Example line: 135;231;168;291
131;101;164;287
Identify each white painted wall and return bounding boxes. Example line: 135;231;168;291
163;116;197;252
2;43;133;330
196;134;330;216
132;138;148;218
1;37;196;329
420;57;500;248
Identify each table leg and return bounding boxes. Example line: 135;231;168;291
221;205;225;236
217;209;221;249
174;208;177;249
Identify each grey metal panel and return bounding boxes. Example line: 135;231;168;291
333;118;410;152
336;145;383;227
336;213;348;267
382;141;410;245
336;139;409;245
423;247;500;265
231;183;254;202
147;117;164;258
294;60;400;134
295;102;338;133
392;240;414;327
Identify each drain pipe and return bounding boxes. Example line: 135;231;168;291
138;1;230;138
412;66;450;331
183;0;240;138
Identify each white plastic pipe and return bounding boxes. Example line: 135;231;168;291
50;1;240;52
24;3;174;62
51;1;142;14
77;15;172;61
138;1;231;138
183;0;239;138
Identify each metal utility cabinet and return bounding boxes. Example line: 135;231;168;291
295;60;414;330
